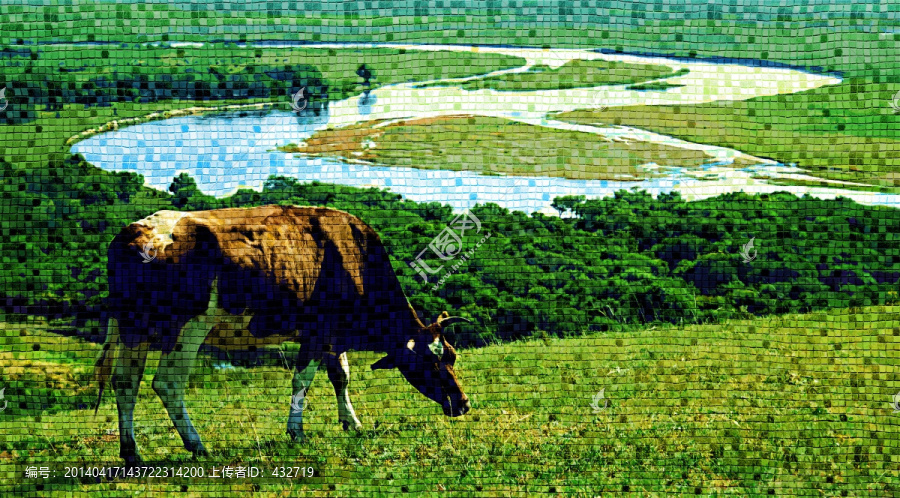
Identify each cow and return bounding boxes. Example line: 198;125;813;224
93;205;471;465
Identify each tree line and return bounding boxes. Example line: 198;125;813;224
2;156;897;347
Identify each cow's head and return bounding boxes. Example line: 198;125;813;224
371;311;471;417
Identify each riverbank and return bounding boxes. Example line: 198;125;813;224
0;43;524;174
63;102;276;147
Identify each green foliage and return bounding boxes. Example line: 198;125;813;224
0;44;523;124
169;172;214;209
356;64;373;85
0;154;156;317
3;162;899;348
550;195;585;216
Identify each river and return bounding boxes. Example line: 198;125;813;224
70;42;900;214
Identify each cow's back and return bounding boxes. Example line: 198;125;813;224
106;205;393;352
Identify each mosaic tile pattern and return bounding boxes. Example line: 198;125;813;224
1;1;899;495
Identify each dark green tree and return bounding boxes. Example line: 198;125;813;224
356;64;373;86
551;195;585;217
169;173;204;209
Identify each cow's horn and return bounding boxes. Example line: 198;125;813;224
437;316;471;328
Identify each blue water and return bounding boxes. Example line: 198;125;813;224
71;109;704;214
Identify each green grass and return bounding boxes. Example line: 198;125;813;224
0;318;101;419
1;5;894;81
417;59;677;92
749;175;900;195
280;114;741;181
2;305;899;495
553;77;900;189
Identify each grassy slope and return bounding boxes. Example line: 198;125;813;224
2;306;899;495
279;115;735;180
417;59;676;91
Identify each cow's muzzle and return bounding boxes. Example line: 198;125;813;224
443;396;471;417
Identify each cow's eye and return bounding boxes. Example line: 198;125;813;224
427;340;444;358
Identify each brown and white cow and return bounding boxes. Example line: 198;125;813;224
94;205;471;465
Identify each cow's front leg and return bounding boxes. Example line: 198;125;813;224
113;332;150;467
287;355;320;442
325;352;363;432
152;314;217;457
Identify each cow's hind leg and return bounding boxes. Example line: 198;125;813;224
287;353;320;442
152;315;217;457
113;334;150;466
325;352;363;432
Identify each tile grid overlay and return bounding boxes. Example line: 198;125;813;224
1;1;900;496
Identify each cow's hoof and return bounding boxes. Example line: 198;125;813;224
287;429;308;443
185;441;209;457
341;420;363;432
122;453;144;469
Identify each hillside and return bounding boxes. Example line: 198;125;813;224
1;305;898;495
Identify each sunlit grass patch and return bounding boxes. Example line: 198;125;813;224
281;114;730;180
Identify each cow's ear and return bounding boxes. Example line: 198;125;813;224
370;355;396;370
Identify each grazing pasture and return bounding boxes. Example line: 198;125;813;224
2;305;898;495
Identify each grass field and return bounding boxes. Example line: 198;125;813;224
553;79;900;189
2;305;899;495
417;59;678;92
280;114;749;180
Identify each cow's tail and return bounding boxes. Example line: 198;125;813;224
93;316;120;415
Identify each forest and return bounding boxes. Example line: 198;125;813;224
2;155;897;348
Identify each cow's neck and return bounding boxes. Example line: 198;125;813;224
383;303;426;353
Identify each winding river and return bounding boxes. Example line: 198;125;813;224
71;42;900;214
